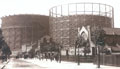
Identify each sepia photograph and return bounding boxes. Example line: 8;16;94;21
0;0;120;69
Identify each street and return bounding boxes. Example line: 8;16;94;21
3;58;47;69
1;58;120;69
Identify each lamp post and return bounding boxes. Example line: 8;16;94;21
78;46;80;65
38;40;41;60
91;26;105;68
59;46;61;63
97;40;105;68
97;45;100;68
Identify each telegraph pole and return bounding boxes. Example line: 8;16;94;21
97;45;100;68
59;46;61;63
78;47;80;65
38;40;41;60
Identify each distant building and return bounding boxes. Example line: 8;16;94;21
104;28;120;53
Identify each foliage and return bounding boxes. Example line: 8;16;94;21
75;35;86;48
28;48;35;58
0;29;12;56
91;26;105;46
1;40;12;55
40;41;62;53
75;34;91;55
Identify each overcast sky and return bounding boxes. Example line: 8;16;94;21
0;0;120;28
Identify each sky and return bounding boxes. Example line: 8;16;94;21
0;0;120;28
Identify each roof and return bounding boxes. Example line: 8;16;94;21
106;44;120;52
103;28;120;35
111;46;120;52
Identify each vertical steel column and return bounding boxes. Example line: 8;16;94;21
25;25;27;45
55;6;57;43
14;27;16;49
99;3;100;16
61;5;63;44
49;9;51;36
112;7;114;28
9;29;10;48
92;3;94;27
99;3;101;26
51;8;53;40
25;25;27;52
66;4;70;59
20;28;22;49
105;4;107;27
84;3;85;25
37;23;39;42
98;4;101;67
61;5;62;16
32;24;33;44
75;3;77;57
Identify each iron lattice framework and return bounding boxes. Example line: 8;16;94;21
49;3;114;50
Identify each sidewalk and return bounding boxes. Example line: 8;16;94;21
21;58;120;69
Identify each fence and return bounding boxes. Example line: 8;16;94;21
94;54;120;67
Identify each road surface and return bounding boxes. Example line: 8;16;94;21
3;59;47;69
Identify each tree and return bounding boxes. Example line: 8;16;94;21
0;29;12;61
83;40;90;57
91;26;105;47
75;35;86;48
91;26;105;68
1;40;12;55
75;35;86;65
0;39;12;61
40;39;63;62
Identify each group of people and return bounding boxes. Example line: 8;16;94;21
40;52;60;62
